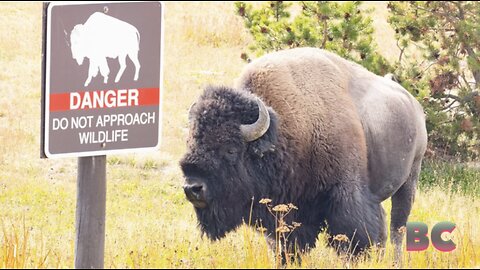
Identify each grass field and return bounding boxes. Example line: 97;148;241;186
0;2;479;268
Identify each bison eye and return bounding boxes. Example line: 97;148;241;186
221;145;239;163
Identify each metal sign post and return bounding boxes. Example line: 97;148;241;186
41;2;163;268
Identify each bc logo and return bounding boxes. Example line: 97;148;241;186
406;221;456;252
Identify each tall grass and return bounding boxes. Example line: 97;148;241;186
1;219;52;269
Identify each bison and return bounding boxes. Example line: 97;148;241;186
180;48;427;262
70;12;141;87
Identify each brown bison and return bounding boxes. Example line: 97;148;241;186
180;48;427;261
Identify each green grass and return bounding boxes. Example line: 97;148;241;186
0;2;479;269
420;160;480;197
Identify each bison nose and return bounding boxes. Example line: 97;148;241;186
183;184;207;208
184;184;203;198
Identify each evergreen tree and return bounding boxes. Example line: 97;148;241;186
235;1;391;75
388;1;479;159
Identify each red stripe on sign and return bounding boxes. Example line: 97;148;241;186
49;88;160;112
49;92;71;112
138;88;160;106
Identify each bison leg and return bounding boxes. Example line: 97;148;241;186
98;58;110;84
390;157;421;266
325;188;387;256
85;59;99;87
129;51;141;81
115;54;127;83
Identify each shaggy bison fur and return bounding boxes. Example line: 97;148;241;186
180;48;427;261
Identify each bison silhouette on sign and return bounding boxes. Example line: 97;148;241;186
70;12;141;87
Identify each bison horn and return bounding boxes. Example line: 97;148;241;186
241;97;270;142
188;102;196;121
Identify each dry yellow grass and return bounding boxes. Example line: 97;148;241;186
0;2;479;269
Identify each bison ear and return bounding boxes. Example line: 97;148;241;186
247;108;278;158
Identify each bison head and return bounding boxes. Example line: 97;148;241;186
70;24;86;66
180;86;279;240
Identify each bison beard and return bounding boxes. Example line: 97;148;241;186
189;161;255;240
181;48;427;263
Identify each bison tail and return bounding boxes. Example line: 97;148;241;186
384;73;394;80
384;73;400;82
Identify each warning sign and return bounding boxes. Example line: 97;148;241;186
41;2;163;158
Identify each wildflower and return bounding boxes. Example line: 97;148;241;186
276;226;290;233
272;204;289;212
257;226;267;233
333;234;349;242
288;203;298;210
259;198;272;204
292;222;302;228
